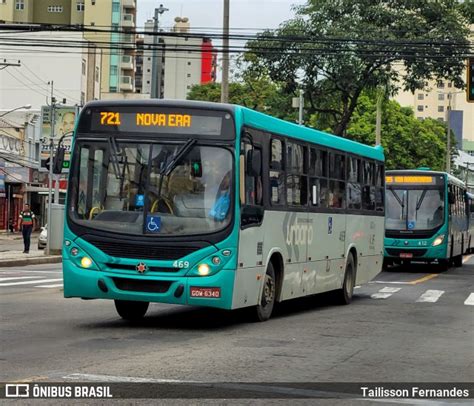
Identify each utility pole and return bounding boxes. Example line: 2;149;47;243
298;89;304;125
375;87;383;146
46;81;55;256
151;4;168;99
465;162;471;189
446;93;452;173
221;0;230;103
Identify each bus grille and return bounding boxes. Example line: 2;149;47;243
385;248;428;257
84;238;200;260
112;277;171;293
106;263;178;273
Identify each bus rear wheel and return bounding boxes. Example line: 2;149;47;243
114;300;149;321
254;262;276;322
336;254;355;305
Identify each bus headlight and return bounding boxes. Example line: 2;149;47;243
432;235;445;246
197;263;210;276
80;256;93;268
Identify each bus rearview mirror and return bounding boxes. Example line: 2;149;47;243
448;191;455;205
246;149;261;177
53;147;66;174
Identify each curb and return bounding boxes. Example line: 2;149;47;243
0;256;62;268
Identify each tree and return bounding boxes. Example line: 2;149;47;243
245;0;471;136
187;78;296;121
326;93;450;170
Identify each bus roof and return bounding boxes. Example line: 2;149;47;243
238;106;384;161
386;169;466;188
81;99;384;162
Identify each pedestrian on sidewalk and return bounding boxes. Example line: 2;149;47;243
19;203;36;254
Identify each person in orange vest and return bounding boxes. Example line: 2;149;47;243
19;203;36;254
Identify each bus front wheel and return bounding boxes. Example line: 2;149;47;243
114;300;149;321
254;262;276;322
336;254;355;305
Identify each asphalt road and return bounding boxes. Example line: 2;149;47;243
1;258;473;400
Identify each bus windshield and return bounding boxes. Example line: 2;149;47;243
69;140;233;236
386;187;445;231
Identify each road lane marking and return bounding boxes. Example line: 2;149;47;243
0;278;62;287
416;289;444;303
0;270;62;274
408;274;438;285
36;283;63;288
63;373;186;383
0;276;43;282
464;293;474;306
371;287;401;299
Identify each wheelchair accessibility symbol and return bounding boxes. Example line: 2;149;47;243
146;215;161;233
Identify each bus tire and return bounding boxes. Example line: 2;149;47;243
438;259;450;271
336;254;355;305
453;254;463;267
254;262;276;322
114;300;149;321
382;258;393;270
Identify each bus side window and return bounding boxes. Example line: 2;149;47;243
286;141;307;206
269;138;285;205
242;141;262;207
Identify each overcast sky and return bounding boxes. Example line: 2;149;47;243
136;0;306;32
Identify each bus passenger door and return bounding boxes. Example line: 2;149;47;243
234;140;265;308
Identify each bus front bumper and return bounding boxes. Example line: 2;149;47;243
384;245;447;261
63;259;235;310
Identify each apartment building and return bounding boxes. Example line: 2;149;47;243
142;17;217;99
394;76;474;153
0;0;137;96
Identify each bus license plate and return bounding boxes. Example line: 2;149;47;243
400;253;413;258
190;287;221;298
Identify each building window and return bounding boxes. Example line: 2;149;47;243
438;93;445;101
81;59;86;75
438;117;444;122
417;93;424;100
110;86;117;92
417;105;424;112
187;62;191;66
112;3;120;12
95;66;99;82
147;80;150;84
437;81;445;89
448;82;452;88
15;0;24;10
187;73;191;78
48;5;64;12
438;106;444;112
110;66;118;75
81;92;85;105
77;1;85;11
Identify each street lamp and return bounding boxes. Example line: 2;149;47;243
0;104;32;118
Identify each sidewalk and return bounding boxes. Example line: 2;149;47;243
0;233;62;268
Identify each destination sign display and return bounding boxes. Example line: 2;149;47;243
386;175;444;186
76;106;235;139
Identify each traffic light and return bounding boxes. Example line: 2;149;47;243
468;57;474;103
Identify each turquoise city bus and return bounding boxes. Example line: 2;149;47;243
62;100;385;321
384;169;471;269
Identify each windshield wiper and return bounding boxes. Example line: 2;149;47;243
161;138;197;176
108;137;123;180
415;189;427;211
389;188;405;209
